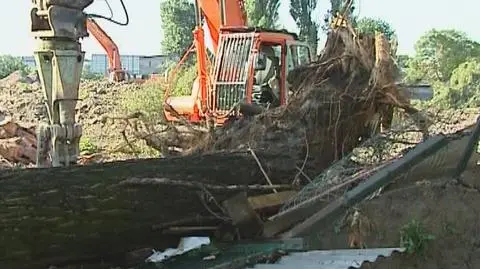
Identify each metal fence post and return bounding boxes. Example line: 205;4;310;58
454;115;480;178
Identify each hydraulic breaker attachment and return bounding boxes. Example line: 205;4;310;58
30;0;92;167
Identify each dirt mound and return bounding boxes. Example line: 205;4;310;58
0;70;38;87
0;77;148;163
76;80;145;157
310;164;480;269
0;117;36;166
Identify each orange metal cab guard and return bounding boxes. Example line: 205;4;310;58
164;0;246;124
164;29;300;125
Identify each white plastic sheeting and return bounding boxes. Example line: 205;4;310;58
146;237;211;263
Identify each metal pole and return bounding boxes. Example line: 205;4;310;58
194;0;202;27
220;0;226;26
454;116;480;178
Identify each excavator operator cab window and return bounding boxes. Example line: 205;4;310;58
252;44;282;108
255;53;267;71
285;44;312;102
287;44;312;70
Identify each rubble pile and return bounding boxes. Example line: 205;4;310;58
0;115;36;166
0;74;149;164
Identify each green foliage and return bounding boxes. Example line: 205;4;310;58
0;55;31;79
82;63;103;80
160;0;196;57
79;136;99;155
396;55;411;69
244;0;281;29
405;29;480;83
430;59;480;108
356;17;396;42
400;220;435;256
120;63;197;121
403;29;480;109
172;64;197;96
330;0;344;13
121;82;165;121
290;0;319;54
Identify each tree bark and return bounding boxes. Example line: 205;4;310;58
0;151;296;269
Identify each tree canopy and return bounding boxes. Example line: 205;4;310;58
356;17;396;42
160;0;196;57
405;29;480;83
244;0;281;29
290;0;319;54
0;55;30;79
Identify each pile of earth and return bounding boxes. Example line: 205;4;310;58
312;153;480;269
0;72;156;164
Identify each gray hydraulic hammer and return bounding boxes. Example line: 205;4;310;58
30;0;93;167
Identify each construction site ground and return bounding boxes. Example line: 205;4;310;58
1;72;479;269
2;30;480;268
311;166;480;269
0;72;156;166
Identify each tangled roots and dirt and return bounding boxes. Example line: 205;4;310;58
198;29;425;174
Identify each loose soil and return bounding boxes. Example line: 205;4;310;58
0;75;151;163
312;165;480;269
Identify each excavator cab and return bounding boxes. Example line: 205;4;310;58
209;30;313;123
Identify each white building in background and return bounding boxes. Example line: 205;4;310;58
88;54;175;78
21;54;176;78
20;56;36;69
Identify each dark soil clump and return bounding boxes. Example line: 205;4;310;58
313;166;480;269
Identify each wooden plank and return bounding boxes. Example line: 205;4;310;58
223;192;264;238
248;191;297;211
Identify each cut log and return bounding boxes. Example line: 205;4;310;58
0;151;296;269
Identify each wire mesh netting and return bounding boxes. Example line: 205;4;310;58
279;107;480;214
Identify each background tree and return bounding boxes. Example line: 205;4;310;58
290;0;319;54
428;59;480;108
356;17;396;41
0;55;30;79
244;0;281;29
81;63;103;80
405;29;480;83
160;0;196;57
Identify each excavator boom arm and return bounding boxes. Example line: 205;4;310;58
197;0;247;52
86;18;122;74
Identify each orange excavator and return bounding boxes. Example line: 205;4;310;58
163;0;314;126
86;18;128;82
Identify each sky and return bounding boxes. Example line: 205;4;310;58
1;0;478;58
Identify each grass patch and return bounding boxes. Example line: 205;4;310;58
79;136;99;155
119;64;197;122
400;219;435;256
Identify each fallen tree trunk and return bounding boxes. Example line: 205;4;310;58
0;151;297;269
